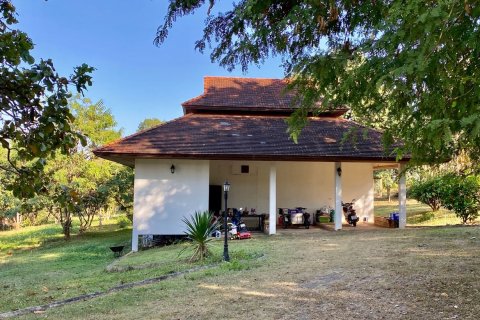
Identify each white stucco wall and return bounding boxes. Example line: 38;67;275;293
210;161;272;214
276;162;335;212
133;159;374;239
133;159;209;235
341;163;375;222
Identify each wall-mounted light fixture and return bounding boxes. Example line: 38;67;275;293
170;164;175;174
336;167;342;177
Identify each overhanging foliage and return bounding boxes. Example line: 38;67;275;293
156;0;480;166
0;1;94;197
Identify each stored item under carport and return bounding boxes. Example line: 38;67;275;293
279;208;311;229
228;222;252;240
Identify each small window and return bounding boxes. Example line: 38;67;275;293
241;165;249;174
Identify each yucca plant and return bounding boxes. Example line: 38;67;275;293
181;211;219;262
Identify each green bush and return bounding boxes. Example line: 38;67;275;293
117;215;132;229
409;176;443;211
410;173;480;224
438;174;480;224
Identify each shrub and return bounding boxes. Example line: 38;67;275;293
117;215;131;229
181;211;218;262
438;174;480;224
20;210;51;227
409;176;443;211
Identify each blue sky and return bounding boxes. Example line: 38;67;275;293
14;0;284;135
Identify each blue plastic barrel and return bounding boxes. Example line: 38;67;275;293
390;212;399;221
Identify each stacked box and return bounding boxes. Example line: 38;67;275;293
318;216;331;223
374;216;392;228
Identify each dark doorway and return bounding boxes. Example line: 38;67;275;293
209;185;222;214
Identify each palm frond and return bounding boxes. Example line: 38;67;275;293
181;211;218;262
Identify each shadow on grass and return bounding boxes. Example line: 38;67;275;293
1;223;131;253
0;224;132;274
408;211;435;223
0;224;63;252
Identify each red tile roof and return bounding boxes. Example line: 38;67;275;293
183;77;291;108
94;113;405;166
182;76;347;116
94;77;408;165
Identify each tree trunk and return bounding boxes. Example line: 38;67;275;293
61;209;71;240
63;221;71;239
78;214;86;234
386;187;391;202
28;212;37;225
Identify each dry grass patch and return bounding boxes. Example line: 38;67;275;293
18;226;480;320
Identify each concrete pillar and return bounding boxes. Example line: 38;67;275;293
334;162;343;230
398;163;407;228
269;164;277;235
131;229;139;252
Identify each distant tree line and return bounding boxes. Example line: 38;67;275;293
0;97;134;237
0;95;166;237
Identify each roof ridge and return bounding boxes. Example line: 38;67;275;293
181;94;206;107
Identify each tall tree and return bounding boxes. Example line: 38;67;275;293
46;98;122;238
137;118;164;132
0;0;94;197
156;0;480;166
70;96;122;148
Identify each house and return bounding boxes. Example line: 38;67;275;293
94;77;409;251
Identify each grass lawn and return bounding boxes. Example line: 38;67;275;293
1;218;480;319
374;198;477;226
0;221;262;316
0;223;131;311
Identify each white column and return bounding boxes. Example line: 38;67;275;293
334;162;343;230
398;163;407;228
131;229;139;252
268;164;277;235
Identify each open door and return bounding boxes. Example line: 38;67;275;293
209;185;222;215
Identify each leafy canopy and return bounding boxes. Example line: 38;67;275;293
156;0;480;166
70;96;122;148
0;0;94;197
137;118;164;132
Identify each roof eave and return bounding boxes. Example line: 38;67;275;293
94;150;410;166
182;104;349;117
